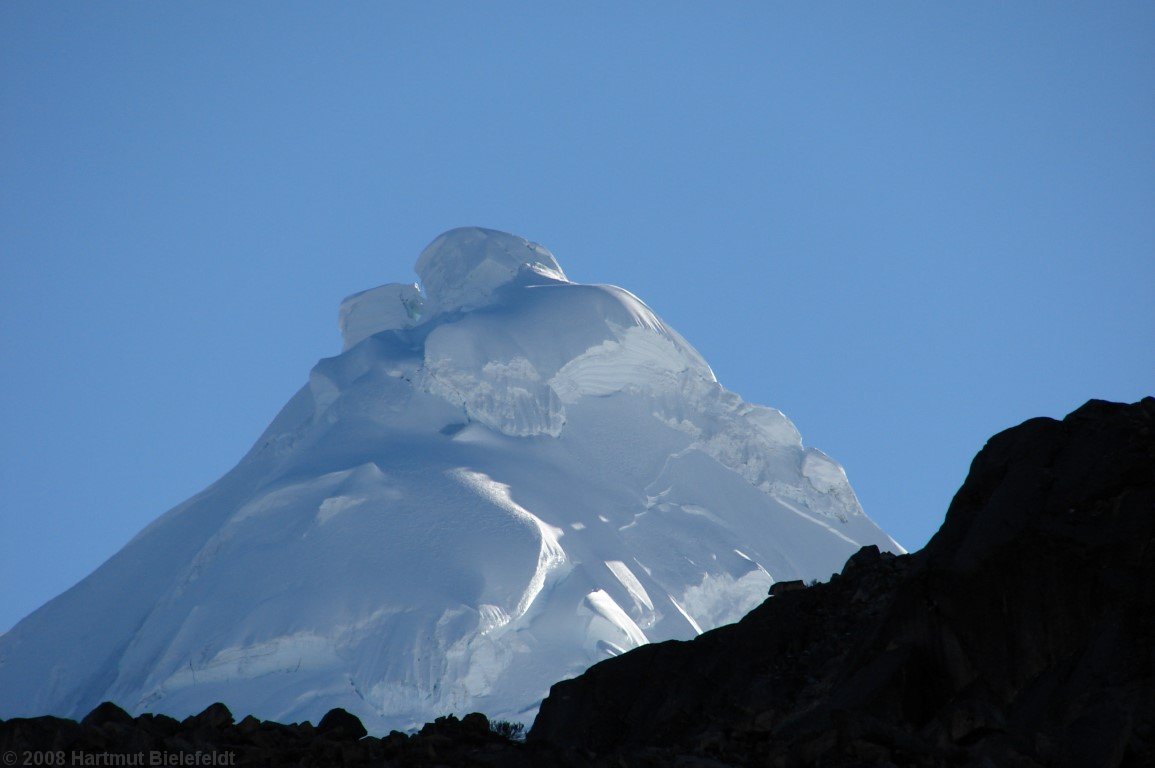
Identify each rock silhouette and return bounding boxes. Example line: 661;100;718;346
531;397;1155;766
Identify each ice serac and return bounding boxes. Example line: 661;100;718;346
415;226;568;313
0;227;902;734
338;283;422;350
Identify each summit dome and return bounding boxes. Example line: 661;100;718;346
415;227;568;313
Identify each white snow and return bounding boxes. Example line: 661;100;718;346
449;468;567;621
582;589;649;653
415;227;567;314
338;283;423;350
0;227;902;734
549;326;697;403
605;560;654;613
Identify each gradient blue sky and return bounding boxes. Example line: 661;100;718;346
2;3;1152;633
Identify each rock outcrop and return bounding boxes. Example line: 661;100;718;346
530;397;1155;767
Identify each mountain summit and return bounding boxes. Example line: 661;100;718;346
0;228;900;732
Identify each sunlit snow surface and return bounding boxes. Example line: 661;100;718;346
0;227;902;732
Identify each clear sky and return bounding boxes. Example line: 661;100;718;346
2;3;1152;634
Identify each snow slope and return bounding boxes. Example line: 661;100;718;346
0;227;902;732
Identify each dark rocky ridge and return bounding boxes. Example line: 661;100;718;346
531;397;1155;766
3;398;1152;767
0;701;538;767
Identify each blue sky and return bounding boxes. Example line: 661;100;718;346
2;2;1152;633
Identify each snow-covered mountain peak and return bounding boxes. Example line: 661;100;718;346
337;227;566;350
335;228;716;437
0;228;902;734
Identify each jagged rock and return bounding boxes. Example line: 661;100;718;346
183;701;234;730
768;579;805;596
135;712;181;738
317;707;367;740
234;713;261;735
79;701;134;729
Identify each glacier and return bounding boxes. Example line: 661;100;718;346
0;227;902;732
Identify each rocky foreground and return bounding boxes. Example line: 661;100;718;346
0;702;534;767
3;397;1152;767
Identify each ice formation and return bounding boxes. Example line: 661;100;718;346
0;227;902;733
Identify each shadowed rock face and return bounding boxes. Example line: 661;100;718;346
530;398;1155;767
